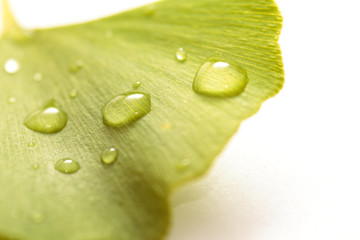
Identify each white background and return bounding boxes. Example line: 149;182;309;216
1;0;360;239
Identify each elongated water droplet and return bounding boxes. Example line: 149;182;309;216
132;81;142;89
28;142;35;147
103;91;151;128
69;89;78;99
69;60;83;73
24;100;68;134
193;59;249;97
176;48;187;62
101;147;118;164
7;97;16;104
4;58;20;74
55;158;80;174
33;73;42;82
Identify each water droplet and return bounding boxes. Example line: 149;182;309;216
69;89;78;99
30;210;44;223
23;29;35;38
32;163;40;170
69;60;83;73
103;91;151;128
24;100;68;134
7;97;16;104
132;81;142;89
4;58;20;74
28;142;35;147
193;58;249;97
144;4;155;16
162;123;171;130
177;159;190;171
55;158;80;174
105;30;113;39
176;48;187;62
101;147;119;164
33;73;42;82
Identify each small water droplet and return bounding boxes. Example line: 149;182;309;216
162;123;171;130
33;73;42;82
23;29;35;38
30;210;44;223
32;163;40;170
55;158;80;174
69;60;83;73
28;142;35;147
4;58;20;74
7;97;16;104
69;89;78;99
193;58;249;97
176;48;187;62
101;147;119;164
105;30;113;39
103;91;151;128
144;4;155;16
132;81;142;89
177;159;190;171
24;100;68;134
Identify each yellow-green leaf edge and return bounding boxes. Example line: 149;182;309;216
0;0;284;239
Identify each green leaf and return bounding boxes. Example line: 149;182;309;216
0;0;284;239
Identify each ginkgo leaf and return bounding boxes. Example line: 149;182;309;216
0;0;284;239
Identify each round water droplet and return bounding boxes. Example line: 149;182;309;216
69;60;83;73
105;30;113;39
55;158;80;174
7;97;16;104
32;163;40;170
177;159;190;171
4;58;20;74
101;147;119;164
176;48;187;62
24;100;68;134
28;142;35;147
132;81;142;89
102;91;151;128
193;58;249;97
144;4;155;16
69;89;78;99
30;210;44;223
33;73;42;82
162;123;171;130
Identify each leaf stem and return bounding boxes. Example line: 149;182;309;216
1;0;26;39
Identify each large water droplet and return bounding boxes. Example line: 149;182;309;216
24;100;68;134
28;142;35;147
193;59;248;97
102;91;151;128
4;58;20;74
176;48;187;62
55;158;80;174
101;147;119;164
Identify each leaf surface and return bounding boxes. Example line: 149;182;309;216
0;0;284;239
